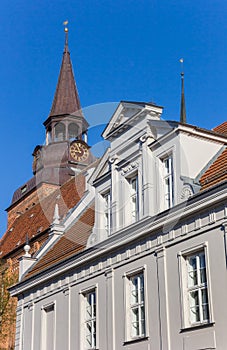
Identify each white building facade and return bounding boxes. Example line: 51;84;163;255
10;102;227;350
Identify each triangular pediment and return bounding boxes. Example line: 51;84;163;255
89;148;111;184
102;101;163;140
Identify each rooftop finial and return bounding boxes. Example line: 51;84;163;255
63;20;69;52
24;234;31;257
53;203;60;225
179;58;186;124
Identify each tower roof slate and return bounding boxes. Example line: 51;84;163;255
48;34;82;118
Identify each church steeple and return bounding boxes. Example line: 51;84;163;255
44;24;89;144
180;58;186;124
49;25;82;117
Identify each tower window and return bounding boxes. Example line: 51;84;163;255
54;122;66;141
69;123;79;140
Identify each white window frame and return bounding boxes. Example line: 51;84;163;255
80;286;98;350
127;174;139;223
178;243;214;329
162;155;174;209
102;191;111;235
123;266;149;342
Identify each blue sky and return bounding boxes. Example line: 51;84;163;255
0;0;227;234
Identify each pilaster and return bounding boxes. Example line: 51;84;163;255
105;268;115;350
109;156;119;232
140;133;155;217
155;246;171;350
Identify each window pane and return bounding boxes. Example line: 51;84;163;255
188;257;198;287
190;306;200;323
131;307;139;337
86;306;92;319
199;254;207;284
202;304;209;321
189;290;200;323
189;291;199;309
86;322;92;337
141;320;145;336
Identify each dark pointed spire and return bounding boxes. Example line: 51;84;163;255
180;58;186;124
49;23;82;117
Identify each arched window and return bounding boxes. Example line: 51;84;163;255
68;123;79;140
46;127;52;144
54;123;66;141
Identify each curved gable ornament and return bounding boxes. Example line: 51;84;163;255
180;184;193;200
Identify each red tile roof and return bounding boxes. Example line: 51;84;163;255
200;121;227;190
24;204;95;279
0;174;85;258
213;121;227;136
199;147;227;190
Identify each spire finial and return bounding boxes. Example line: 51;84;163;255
63;20;69;52
179;58;186;124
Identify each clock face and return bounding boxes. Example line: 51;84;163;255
70;141;89;162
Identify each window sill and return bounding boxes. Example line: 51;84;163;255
180;322;215;333
123;336;149;345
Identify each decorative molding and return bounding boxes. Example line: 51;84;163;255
116;254;121;263
180;185;193;200
157;235;163;245
168;230;175;241
63;288;69;296
121;161;139;175
139;131;154;143
145;239;152;250
135;245;142;255
194;217;201;230
209;211;216;224
109;155;119;164
224;206;227;218
181;224;188;236
126;249;131;259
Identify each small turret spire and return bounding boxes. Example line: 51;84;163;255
48;21;82;117
179;58;186;124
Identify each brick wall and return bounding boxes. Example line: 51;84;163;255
7;183;59;228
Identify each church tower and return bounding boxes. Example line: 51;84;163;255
6;26;95;227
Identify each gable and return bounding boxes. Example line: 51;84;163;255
102;101;163;140
89;148;111;185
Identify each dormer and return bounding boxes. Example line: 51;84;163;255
89;101;227;246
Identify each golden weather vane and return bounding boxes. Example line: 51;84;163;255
179;58;184;73
63;20;69;32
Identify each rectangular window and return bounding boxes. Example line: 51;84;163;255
129;176;139;222
124;270;146;341
103;192;111;234
178;245;213;329
186;252;209;325
163;156;174;209
41;303;55;350
84;290;96;349
129;273;145;338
